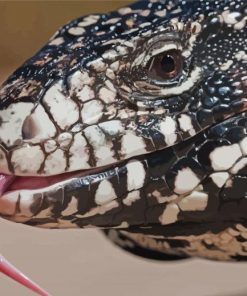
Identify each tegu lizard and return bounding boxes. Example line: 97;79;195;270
0;1;247;290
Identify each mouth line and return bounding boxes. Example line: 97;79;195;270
0;162;118;196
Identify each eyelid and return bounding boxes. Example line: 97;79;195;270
142;41;182;68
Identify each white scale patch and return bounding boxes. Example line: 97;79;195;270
49;37;64;46
84;125;115;166
94;146;116;167
0;102;33;146
87;58;106;72
123;190;141;206
121;132;147;158
57;132;72;149
43;81;79;130
11;145;44;175
106;69;116;80
126;160;146;191
102;50;118;61
98;86;116;104
209;144;242;171
110;61;120;72
78;15;100;27
174;167;200;195
222;11;242;25
44;149;66;175
159;203;180;225
178;114;195;136
77;85;95;103
158;117;177;145
81;100;104;125
69;133;90;171
178;191;208;212
95;179;117;205
210;172;230;188
69;70;94;90
68;27;85;36
44;139;57;153
99;120;124;137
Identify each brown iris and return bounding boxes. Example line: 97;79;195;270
147;49;183;81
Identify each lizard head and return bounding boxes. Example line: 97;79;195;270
0;0;246;260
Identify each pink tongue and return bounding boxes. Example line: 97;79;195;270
0;255;50;295
0;174;15;196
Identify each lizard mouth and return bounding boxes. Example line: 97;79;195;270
0;163;117;217
0;164;114;195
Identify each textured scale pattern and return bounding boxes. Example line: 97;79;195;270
0;0;246;262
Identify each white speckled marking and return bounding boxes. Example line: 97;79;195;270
222;11;241;25
87;58;106;72
69;71;94;91
57;133;72;149
43;81;79;130
126;160;146;191
174;167;201;195
178;114;195;135
123;190;141;206
78;15;99;27
158;117;177;145
12;145;44;175
95;179;117;205
0;102;33;146
84;125;106;148
77;85;95;103
231;158;247;174
121;132;147;158
44;149;66;175
44;140;57;153
99;120;124;136
98;86;116;104
159;203;180;225
211;172;230;188
81;100;104;125
68;27;85;36
69;133;90;171
178;191;208;211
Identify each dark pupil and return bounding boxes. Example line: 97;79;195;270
161;55;176;73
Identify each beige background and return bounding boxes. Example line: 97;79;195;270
0;2;247;296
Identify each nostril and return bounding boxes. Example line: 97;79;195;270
22;115;38;140
21;105;56;143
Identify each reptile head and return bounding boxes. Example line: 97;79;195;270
0;0;246;260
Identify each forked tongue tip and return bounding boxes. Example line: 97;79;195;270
0;254;50;296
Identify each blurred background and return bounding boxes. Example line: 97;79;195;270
1;1;247;296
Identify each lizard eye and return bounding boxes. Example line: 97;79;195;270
147;49;183;81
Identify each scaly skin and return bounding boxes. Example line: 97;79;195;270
0;0;247;261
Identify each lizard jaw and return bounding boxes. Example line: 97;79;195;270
0;163;116;219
